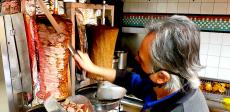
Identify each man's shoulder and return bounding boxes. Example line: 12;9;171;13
181;89;209;112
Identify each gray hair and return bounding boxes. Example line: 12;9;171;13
148;15;201;91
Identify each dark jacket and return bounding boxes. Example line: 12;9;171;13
114;70;209;112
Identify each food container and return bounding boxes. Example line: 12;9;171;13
114;51;127;70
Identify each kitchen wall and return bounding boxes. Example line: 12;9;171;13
121;0;230;81
199;32;230;81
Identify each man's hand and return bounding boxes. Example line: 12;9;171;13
73;50;116;82
73;50;97;73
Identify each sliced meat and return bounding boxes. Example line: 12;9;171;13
34;15;72;102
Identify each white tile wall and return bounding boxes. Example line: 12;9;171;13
147;3;157;13
190;0;202;2
221;45;230;57
206;55;220;67
134;3;141;12
208;44;221;56
200;44;209;55
202;0;215;2
179;0;190;2
198;68;206;77
168;0;179;2
125;0;139;2
227;3;230;14
218;68;230;81
213;3;227;14
201;3;214;14
222;34;230;45
198;32;230;80
149;0;158;2
219;57;230;69
123;2;129;12
167;3;178;13
200;54;208;66
157;3;167;13
205;67;219;78
139;3;148;12
200;32;210;44
189;3;201;14
158;0;168;2
140;0;149;3
124;3;139;12
215;0;228;2
209;33;223;44
177;3;190;13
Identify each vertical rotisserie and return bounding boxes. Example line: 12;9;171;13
34;15;72;103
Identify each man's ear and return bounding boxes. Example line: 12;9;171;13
155;70;171;84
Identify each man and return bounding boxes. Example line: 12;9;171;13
73;15;209;112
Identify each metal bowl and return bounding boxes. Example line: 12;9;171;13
96;81;127;100
76;84;121;112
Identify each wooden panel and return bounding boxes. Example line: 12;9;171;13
87;26;118;81
11;13;32;93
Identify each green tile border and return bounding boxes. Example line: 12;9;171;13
122;13;230;33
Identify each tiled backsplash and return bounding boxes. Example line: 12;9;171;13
124;0;230;15
123;13;230;32
199;32;230;81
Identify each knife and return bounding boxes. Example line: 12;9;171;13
68;44;78;56
67;44;86;82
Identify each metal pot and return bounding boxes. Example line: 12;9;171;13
76;83;123;112
113;51;127;70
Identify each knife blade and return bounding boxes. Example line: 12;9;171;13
67;44;82;69
68;44;78;56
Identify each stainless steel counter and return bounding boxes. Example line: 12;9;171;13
120;96;143;112
207;100;230;112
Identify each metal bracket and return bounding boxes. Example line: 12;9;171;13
10;29;15;36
